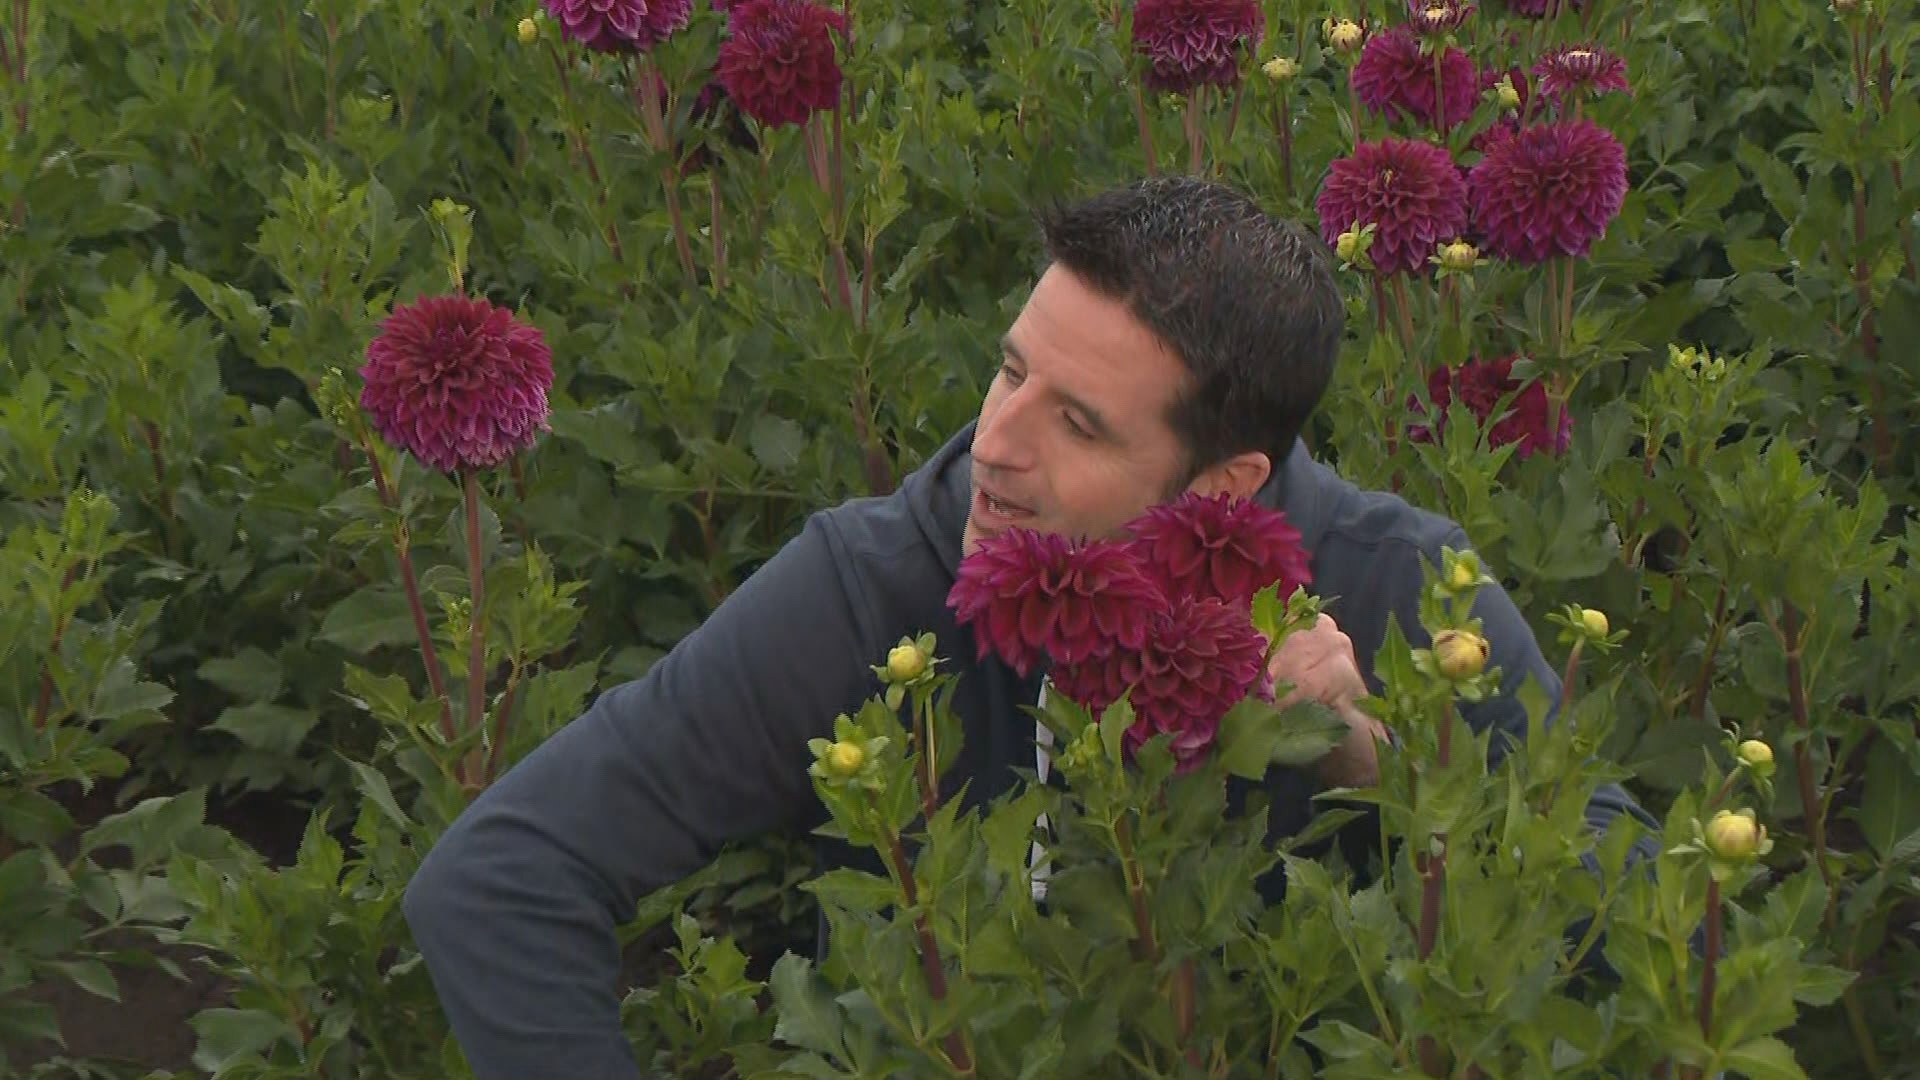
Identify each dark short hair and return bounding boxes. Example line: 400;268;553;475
1035;176;1344;486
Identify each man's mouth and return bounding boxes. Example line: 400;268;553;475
973;485;1035;526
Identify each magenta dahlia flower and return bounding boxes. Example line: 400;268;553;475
541;0;692;52
1351;26;1477;131
1123;492;1312;608
1466;117;1626;262
947;530;1166;676
1407;354;1571;457
1407;0;1475;36
1051;598;1268;769
1130;0;1265;93
359;295;555;474
714;0;846;128
1316;136;1468;276
1531;44;1630;104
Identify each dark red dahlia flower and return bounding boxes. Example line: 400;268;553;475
1406;354;1571;458
1407;0;1475;36
1052;598;1268;769
1466;117;1626;262
1130;0;1266;93
1315;136;1468;276
714;0;846;128
541;0;692;52
359;295;555;474
1124;492;1312;608
1351;26;1477;131
947;530;1166;677
1531;44;1630;104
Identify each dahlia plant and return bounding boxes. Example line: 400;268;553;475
728;501;1844;1078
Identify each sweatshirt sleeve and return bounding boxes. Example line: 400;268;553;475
401;511;878;1080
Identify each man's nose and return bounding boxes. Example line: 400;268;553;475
972;388;1035;471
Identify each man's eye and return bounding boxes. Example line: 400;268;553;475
1064;413;1092;439
999;362;1024;384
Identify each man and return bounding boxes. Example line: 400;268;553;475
402;176;1654;1079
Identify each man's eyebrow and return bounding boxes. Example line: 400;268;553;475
998;334;1117;442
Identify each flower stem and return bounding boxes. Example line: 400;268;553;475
1697;877;1720;1040
633;64;697;283
1780;605;1833;902
1114;813;1160;963
1388;274;1419;356
462;468;489;786
1184;87;1202;174
482;661;521;784
709;179;728;292
31;561;80;731
355;436;458;746
1844;22;1892;474
1558;639;1584;720
868;797;975;1074
1687;583;1729;723
1273;93;1294;199
1130;83;1159;174
1415;702;1451;1075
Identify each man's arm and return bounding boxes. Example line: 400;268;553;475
401;512;878;1080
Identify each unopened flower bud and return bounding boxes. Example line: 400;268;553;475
1494;75;1521;109
1705;809;1764;859
1579;608;1609;638
518;16;539;42
1437;239;1478;272
1832;0;1860;12
1433;629;1489;679
1328;19;1364;53
1445;551;1481;591
1263;56;1300;81
886;641;929;682
825;740;865;778
1737;739;1775;777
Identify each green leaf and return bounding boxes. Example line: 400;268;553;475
190;1008;289;1074
208;703;319;756
196;648;284;702
1855;745;1920;860
1721;1036;1808;1080
767;954;846;1059
80;791;207;867
802;868;899;915
345;759;411;832
1216;698;1346;779
318;586;419;653
49;959;119;1002
749;414;806;473
0;787;76;847
1725;238;1788;273
0;1002;61;1047
88;659;174;721
1790;963;1855;1007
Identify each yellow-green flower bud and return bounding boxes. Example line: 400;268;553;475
1579;608;1609;638
1737;739;1775;777
1445;551;1481;591
886;642;929;682
518;16;539;42
1327;19;1364;53
1494;75;1521;110
1705;809;1764;859
1437;240;1478;272
825;740;865;778
1262;56;1300;81
1433;629;1489;680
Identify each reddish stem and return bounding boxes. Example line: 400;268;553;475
482;665;519;783
31;562;80;730
1130;83;1159;174
1698;878;1721;1038
461;469;488;785
356;437;456;745
875;815;974;1073
1781;605;1832;899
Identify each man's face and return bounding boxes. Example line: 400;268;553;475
961;264;1202;558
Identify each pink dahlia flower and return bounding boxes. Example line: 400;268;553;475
1407;354;1571;457
1531;44;1630;104
1052;598;1268;769
359;295;555;474
1351;26;1477;131
714;0;846;128
1315;136;1468;276
1123;491;1312;608
541;0;691;52
1467;117;1626;262
1130;0;1265;93
947;530;1166;677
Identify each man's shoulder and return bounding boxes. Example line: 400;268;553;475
1291;453;1466;567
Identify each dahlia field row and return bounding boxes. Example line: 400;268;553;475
0;0;1915;1076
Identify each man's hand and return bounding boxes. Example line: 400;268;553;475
1266;613;1393;789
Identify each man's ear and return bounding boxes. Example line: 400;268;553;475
1185;450;1271;501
